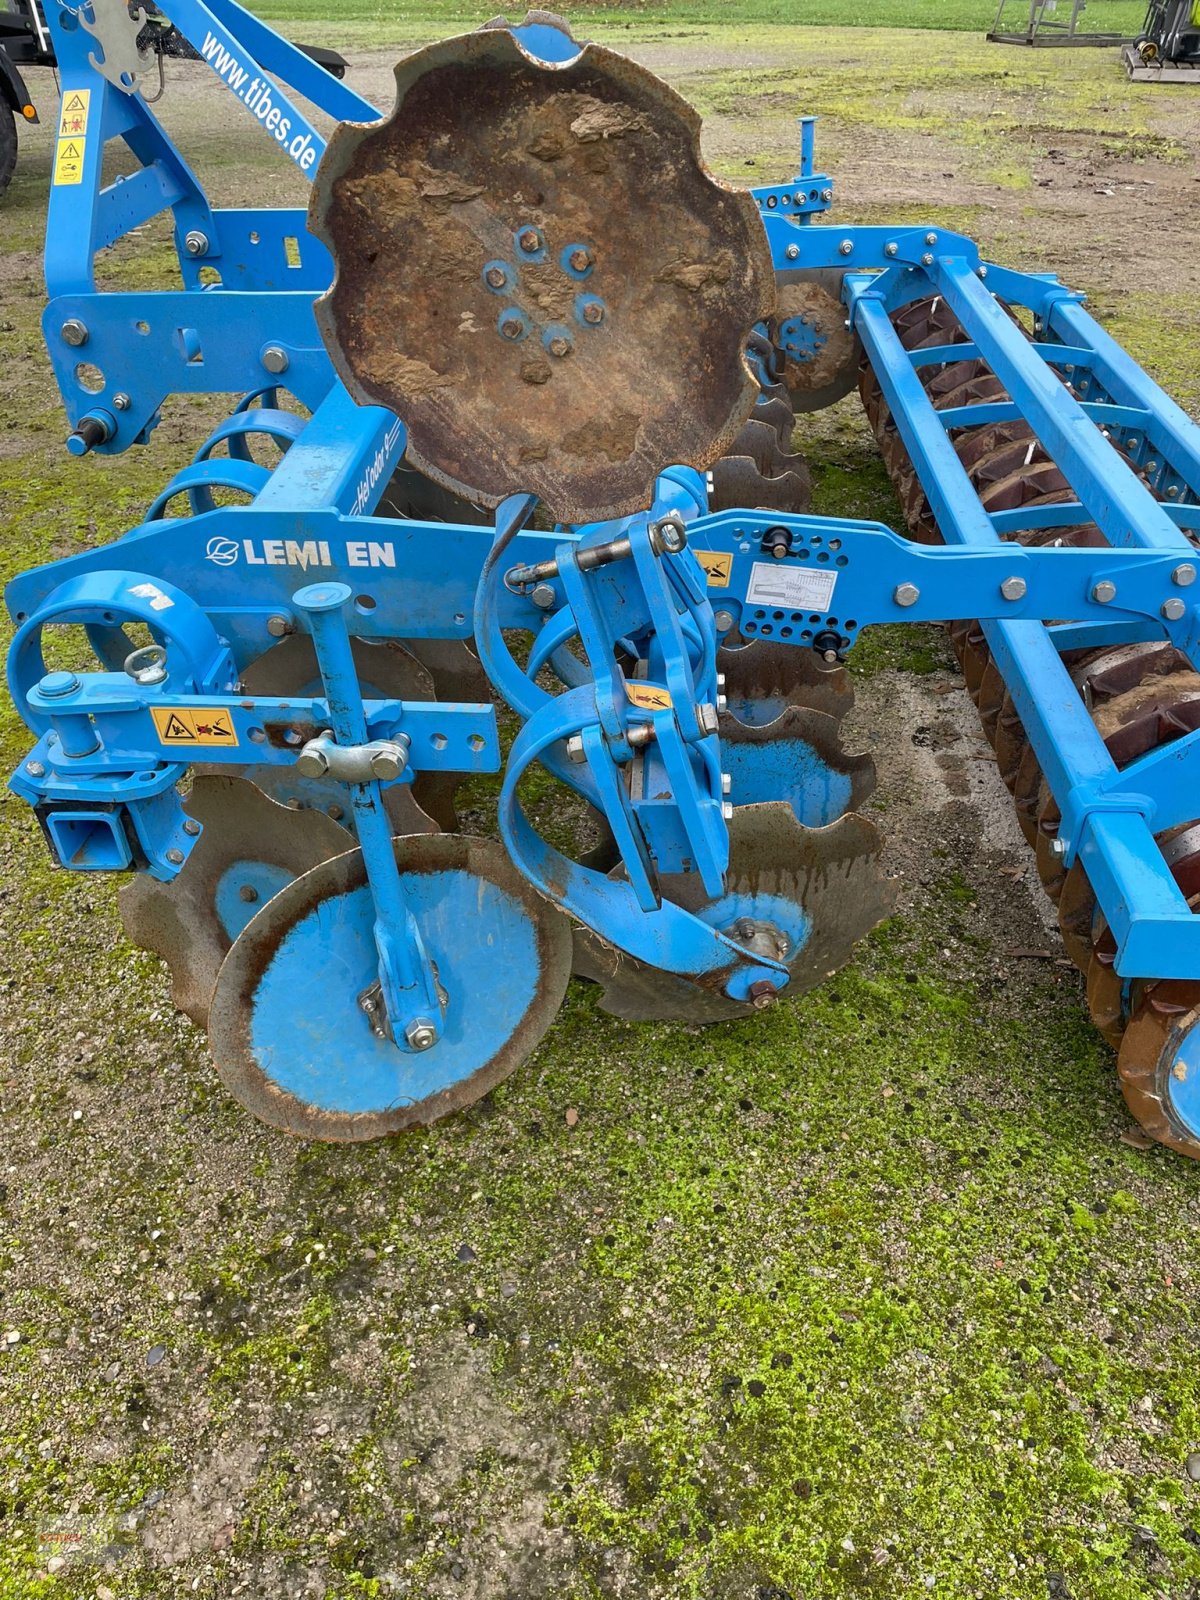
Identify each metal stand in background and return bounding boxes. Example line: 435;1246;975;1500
988;0;1133;45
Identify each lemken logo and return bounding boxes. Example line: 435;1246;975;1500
203;537;396;570
206;536;240;567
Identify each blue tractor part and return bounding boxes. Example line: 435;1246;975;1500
6;2;1200;1154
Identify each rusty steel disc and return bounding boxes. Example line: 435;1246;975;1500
309;21;774;523
573;805;894;1022
120;774;353;1028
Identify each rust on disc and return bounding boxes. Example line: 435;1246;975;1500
309;24;774;524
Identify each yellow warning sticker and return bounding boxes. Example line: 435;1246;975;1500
626;683;673;712
58;90;91;138
693;550;734;588
53;137;86;186
151;707;239;747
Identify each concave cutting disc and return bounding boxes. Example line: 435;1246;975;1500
573;804;894;1022
120;774;353;1028
309;21;774;523
208;833;573;1141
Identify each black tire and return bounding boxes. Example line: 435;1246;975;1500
0;105;17;201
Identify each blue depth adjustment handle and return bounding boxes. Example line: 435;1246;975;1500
293;582;443;1050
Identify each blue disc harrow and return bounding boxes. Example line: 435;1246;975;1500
7;1;1200;1151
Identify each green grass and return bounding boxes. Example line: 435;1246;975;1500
251;0;1148;40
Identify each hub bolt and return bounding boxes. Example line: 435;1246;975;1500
406;1018;438;1051
569;247;593;272
1092;580;1117;604
517;228;541;254
748;980;779;1010
1173;563;1196;587
60;319;88;347
1000;576;1027;601
894;582;920;608
485;265;508;289
1162;597;1186;621
184;230;209;257
582;302;605;325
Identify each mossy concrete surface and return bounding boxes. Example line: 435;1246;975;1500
2;17;1200;1600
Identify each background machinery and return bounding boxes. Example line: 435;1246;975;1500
1125;0;1200;75
7;0;1200;1156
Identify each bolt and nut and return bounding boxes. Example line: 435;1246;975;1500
517;227;541;254
548;335;572;358
698;703;720;736
721;772;732;796
25;760;45;778
113;393;131;411
1048;838;1067;860
568;247;592;272
370;747;405;781
894;582;920;608
184;230;209;257
61;319;88;347
405;1018;438;1052
922;252;935;267
885;242;899;257
266;614;292;638
785;243;800;261
581;302;605;326
485;265;508;289
838;239;854;256
748;980;778;1011
566;734;586;763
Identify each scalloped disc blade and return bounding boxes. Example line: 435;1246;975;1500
308;22;774;523
573;806;893;1023
120;774;353;1028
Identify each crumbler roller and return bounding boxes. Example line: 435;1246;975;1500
8;4;1200;1152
